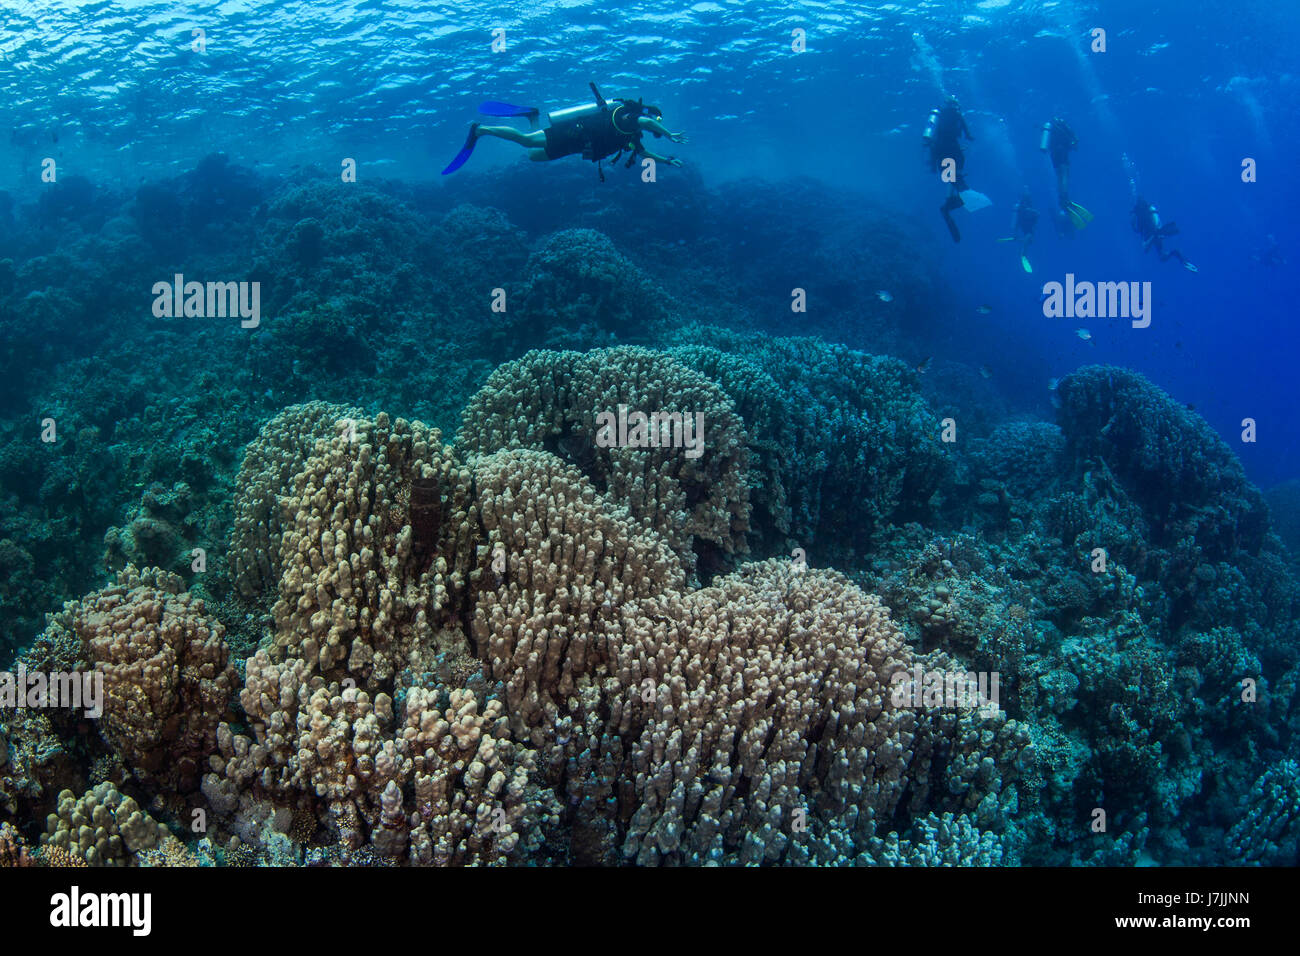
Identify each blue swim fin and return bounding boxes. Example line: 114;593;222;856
441;123;480;175
479;101;540;119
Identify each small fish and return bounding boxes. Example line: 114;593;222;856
1047;377;1059;391
915;356;932;373
976;305;993;314
1185;403;1196;412
979;365;993;379
877;290;894;303
1076;328;1092;340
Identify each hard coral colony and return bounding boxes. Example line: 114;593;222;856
0;175;1297;870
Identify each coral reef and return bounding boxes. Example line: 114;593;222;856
458;347;750;579
230;401;364;601
42;567;237;796
671;330;949;562
1227;759;1300;865
1;160;1296;869
40;782;175;866
515;229;672;343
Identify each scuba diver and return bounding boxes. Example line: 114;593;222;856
1041;116;1091;230
922;96;987;243
1252;234;1285;269
442;83;687;179
1131;196;1197;271
1003;188;1038;273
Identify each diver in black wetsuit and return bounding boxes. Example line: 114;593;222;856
1041;117;1090;230
1132;197;1196;271
922;96;974;242
442;83;687;176
1002;189;1039;272
1013;189;1038;244
1252;234;1284;269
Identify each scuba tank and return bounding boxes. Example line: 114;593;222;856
547;102;603;125
922;108;939;147
547;82;611;126
1040;121;1052;152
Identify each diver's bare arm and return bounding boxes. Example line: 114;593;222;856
638;116;688;143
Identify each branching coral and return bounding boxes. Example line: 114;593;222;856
266;410;475;681
61;566;236;795
671;329;949;563
517;228;670;339
457;347;750;579
231;402;364;601
613;560;1029;865
208;658;557;865
40;782;175;867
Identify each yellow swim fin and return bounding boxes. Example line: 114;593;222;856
1021;255;1033;273
1066;202;1093;229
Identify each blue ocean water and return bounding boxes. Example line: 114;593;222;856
5;0;1295;478
1;0;1299;871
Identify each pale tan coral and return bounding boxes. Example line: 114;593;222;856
269;411;475;684
468;448;684;744
210;659;557;865
71;566;235;794
200;404;1026;866
457;347;751;578
231;401;364;600
608;560;1030;865
40;783;170;867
